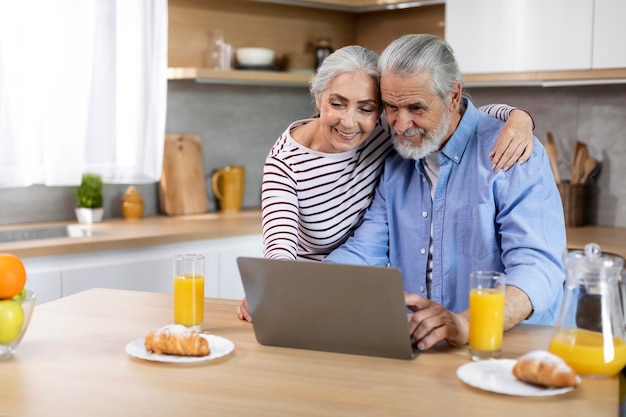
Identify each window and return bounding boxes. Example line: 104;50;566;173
0;0;167;187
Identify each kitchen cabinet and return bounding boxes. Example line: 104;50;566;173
22;235;263;304
61;256;173;299
444;0;513;74
593;0;626;69
170;0;625;87
168;0;354;85
23;270;62;305
445;0;593;74
167;0;444;85
217;238;264;299
446;0;626;86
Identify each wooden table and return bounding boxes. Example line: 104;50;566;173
566;225;626;259
0;288;619;417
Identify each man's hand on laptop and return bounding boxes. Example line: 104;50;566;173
404;293;470;351
237;297;253;323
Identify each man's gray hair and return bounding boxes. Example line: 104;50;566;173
309;45;380;101
378;34;463;102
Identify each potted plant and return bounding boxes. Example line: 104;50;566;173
75;173;104;224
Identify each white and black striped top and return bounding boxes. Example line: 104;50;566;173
262;104;519;261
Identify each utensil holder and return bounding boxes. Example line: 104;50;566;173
557;182;588;227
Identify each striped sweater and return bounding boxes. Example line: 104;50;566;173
262;105;516;261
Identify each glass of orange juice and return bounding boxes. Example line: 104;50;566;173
173;254;205;331
469;271;506;361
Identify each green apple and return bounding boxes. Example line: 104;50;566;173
12;289;26;302
0;300;25;344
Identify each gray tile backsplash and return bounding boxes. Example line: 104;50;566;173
1;81;625;229
469;84;626;227
165;80;315;212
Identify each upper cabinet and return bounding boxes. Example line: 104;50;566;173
445;0;626;86
169;0;625;87
445;0;593;73
168;0;445;85
168;0;354;70
593;0;626;69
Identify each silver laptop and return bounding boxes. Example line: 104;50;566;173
237;257;418;360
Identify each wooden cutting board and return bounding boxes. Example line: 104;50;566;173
159;133;209;215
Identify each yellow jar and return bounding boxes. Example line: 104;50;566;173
121;186;144;220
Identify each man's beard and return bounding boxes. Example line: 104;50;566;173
392;108;451;161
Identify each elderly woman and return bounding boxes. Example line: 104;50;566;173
237;44;534;322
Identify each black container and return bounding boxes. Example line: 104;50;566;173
314;38;333;70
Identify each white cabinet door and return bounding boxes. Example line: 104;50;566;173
216;235;263;300
62;256;172;298
512;0;592;72
445;0;515;74
593;0;626;69
21;262;62;305
445;0;593;73
20;234;262;303
59;242;218;298
184;235;262;298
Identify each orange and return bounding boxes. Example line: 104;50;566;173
0;254;27;299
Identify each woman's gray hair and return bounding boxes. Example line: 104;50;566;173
378;34;463;102
309;45;380;102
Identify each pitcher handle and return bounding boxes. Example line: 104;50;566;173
212;170;224;200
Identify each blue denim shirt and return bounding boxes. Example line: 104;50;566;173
325;99;565;325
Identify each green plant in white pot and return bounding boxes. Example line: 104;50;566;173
75;173;104;224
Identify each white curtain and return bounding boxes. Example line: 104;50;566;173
0;0;167;187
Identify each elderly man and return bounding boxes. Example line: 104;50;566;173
325;34;565;351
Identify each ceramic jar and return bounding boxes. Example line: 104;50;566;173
121;186;145;220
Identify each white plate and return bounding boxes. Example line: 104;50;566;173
457;359;577;396
125;334;235;363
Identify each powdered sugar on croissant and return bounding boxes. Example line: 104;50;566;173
512;350;580;388
145;324;210;357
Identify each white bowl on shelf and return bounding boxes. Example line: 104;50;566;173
236;47;275;67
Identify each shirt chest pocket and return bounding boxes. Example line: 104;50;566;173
456;204;499;260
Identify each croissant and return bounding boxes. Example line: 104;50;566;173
512;350;579;388
144;324;210;357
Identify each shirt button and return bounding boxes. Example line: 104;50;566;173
421;211;428;218
454;155;459;161
420;248;426;254
420;286;425;293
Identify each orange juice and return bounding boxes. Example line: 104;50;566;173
469;288;505;352
173;274;205;327
549;328;626;377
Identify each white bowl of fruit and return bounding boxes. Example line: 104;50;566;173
0;254;36;360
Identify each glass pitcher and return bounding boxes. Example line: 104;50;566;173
549;243;626;377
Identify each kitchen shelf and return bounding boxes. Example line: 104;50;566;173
464;68;626;87
169;67;626;88
247;0;445;12
167;67;312;87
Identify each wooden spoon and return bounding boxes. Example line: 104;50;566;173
580;157;598;184
544;132;561;183
570;141;588;184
